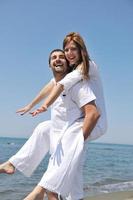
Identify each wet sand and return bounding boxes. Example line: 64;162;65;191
85;191;133;200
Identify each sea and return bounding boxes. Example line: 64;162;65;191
0;137;133;200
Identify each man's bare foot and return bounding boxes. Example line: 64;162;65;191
23;186;45;200
0;161;15;174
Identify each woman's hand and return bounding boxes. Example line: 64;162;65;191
30;105;47;117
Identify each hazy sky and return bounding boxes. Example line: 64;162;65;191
0;0;133;144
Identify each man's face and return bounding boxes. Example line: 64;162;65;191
50;51;68;75
64;40;81;65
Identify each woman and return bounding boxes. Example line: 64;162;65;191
33;32;107;141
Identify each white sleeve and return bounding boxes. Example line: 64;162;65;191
58;69;82;91
89;60;100;79
50;78;55;83
72;81;96;108
59;61;100;91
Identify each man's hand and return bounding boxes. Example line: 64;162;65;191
16;105;32;116
30;105;47;117
81;101;100;140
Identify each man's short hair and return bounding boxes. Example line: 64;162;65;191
48;49;65;65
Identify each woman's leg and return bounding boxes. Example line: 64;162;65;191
0;161;15;174
0;121;51;177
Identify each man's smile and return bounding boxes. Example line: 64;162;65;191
55;64;63;69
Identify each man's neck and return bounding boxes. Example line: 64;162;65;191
54;73;67;82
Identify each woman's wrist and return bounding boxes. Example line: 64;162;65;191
41;104;48;111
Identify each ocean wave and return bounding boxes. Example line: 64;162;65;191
84;181;133;197
102;147;114;151
7;142;15;145
92;178;127;186
0;189;15;194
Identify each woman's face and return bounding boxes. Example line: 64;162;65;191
64;40;81;65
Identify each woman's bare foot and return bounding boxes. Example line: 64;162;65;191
0;161;15;174
23;186;45;200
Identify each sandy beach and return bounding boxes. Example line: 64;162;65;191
85;191;133;200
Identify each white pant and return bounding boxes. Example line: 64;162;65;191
38;122;87;199
9;120;85;199
9;121;51;177
9;120;101;199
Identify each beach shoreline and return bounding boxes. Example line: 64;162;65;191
85;190;133;200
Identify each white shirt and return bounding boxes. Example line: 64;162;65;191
50;80;96;153
51;79;96;133
59;60;107;137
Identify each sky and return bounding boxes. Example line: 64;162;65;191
0;0;133;144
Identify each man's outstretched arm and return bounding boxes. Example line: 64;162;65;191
16;81;54;115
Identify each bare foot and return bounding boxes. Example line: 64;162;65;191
0;161;15;174
23;186;45;200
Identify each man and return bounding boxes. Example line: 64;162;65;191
0;49;99;200
24;49;100;200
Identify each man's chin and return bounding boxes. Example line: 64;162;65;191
55;69;64;73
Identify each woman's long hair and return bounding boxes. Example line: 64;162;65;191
63;32;90;79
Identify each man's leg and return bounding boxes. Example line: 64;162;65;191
46;191;58;200
0;121;51;176
23;186;45;200
66;158;84;200
67;141;87;200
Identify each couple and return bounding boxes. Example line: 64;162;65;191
0;32;107;200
